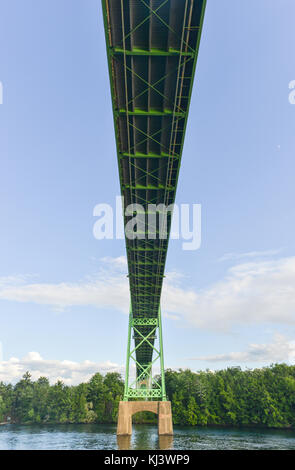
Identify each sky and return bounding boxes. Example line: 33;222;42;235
0;0;295;385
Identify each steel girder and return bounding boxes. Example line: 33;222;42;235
102;0;206;399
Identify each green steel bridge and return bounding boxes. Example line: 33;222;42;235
102;0;206;401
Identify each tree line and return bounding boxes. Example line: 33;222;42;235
1;363;295;428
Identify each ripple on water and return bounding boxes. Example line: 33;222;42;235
0;424;295;450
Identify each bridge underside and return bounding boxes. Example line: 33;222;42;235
102;0;206;400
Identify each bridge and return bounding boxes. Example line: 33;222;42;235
102;0;206;435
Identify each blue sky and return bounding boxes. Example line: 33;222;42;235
0;0;295;384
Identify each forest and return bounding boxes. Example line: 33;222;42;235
1;364;295;428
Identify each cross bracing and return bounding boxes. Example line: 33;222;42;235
102;0;206;399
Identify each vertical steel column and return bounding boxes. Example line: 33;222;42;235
123;311;167;401
123;307;132;401
158;306;167;401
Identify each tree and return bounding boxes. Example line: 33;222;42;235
1;365;295;428
186;397;198;426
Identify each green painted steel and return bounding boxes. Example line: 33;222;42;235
102;0;206;400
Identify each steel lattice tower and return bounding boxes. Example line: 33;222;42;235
102;0;206;403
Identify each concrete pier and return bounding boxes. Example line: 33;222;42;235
117;401;173;436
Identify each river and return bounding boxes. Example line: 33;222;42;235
0;423;295;450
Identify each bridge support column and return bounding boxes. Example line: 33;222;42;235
117;401;173;436
158;401;173;436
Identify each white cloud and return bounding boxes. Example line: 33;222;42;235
174;256;295;331
0;262;130;314
100;256;127;270
0;350;160;385
218;249;283;262
1;255;295;332
0;351;124;385
190;334;295;364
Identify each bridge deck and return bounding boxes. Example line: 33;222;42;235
102;0;206;376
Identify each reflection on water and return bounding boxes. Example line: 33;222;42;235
117;434;173;450
158;435;173;450
0;423;295;450
117;435;131;450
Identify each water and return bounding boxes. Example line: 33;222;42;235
0;423;295;450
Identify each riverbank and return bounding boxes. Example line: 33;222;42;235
1;365;295;430
1;421;294;431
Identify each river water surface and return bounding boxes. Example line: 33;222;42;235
0;423;295;450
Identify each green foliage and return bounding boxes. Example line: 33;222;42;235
0;364;295;428
165;365;295;428
0;371;124;425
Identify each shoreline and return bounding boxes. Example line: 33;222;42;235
0;422;294;432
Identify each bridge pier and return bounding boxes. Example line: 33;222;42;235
117;401;173;436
